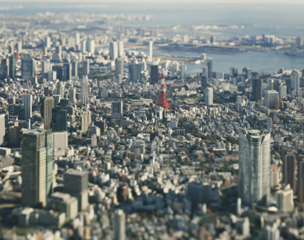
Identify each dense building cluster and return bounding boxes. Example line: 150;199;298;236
1;8;304;240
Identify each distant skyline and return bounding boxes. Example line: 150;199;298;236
3;0;304;3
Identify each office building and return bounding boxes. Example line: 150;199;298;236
180;63;187;80
80;111;92;132
21;129;53;207
205;58;212;80
111;101;123;119
74;32;80;44
21;58;35;80
298;158;304;203
51;98;68;132
150;65;158;84
114;209;125;240
64;169;89;211
41;97;55;129
202;66;208;81
290;70;301;96
252;78;262;101
9;104;25;119
267;117;272;133
45;36;51;48
72;61;78;77
230;67;238;78
82;60;89;76
21;94;32;120
9;54;16;79
0;114;4;146
276;184;294;212
63;62;71;81
42;60;51;74
81;75;89;105
69;87;76;105
81;40;86;53
149;41;153;59
187;182;204;209
53;131;68;152
242;67;252;79
52;65;67;82
47;192;78;220
86;39;95;54
118;40;124;58
238;130;271;206
283;152;296;193
201;74;207;93
279;85;287;99
109;41;118;60
264;90;279;110
57;82;64;98
129;63;144;82
205;87;213;106
115;58;124;79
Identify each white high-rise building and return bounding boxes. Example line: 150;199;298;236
86;39;95;54
81;40;86;53
205;87;213;106
291;70;301;96
276;184;294;212
109;41;118;60
264;90;279;110
42;60;51;74
267;117;273;133
238;130;271;206
45;36;51;48
74;32;80;44
118;40;124;58
279;85;287;99
21;94;32;120
81;75;89;105
57;82;64;98
149;41;153;59
114;209;125;240
69;87;76;105
0;114;4;146
82;60;89;76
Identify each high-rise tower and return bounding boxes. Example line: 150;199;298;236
157;65;171;110
81;75;89;105
238;130;271;206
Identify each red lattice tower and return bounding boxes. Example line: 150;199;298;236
157;64;171;110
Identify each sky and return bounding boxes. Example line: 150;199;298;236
3;0;304;3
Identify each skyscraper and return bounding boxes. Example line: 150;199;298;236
252;78;262;101
205;87;213;106
290;70;301;96
52;65;67;82
242;67;252;80
298;156;304;203
0;114;4;146
180;63;187;80
205;58;212;80
86;39;95;54
283;152;296;193
109;41;118;60
229;67;238;78
115;58;124;79
21;58;35;80
21;94;32;120
149;41;153;59
57;81;64;98
72;61;78;77
201;74;207;93
238;130;271;206
9;54;16;79
279;85;287;99
51;98;68;132
118;40;124;58
63;62;72;81
21;129;53;207
41;97;55;130
42;60;51;74
82;60;89;76
264;90;279;110
111;101;123;119
150;65;159;84
81;75;89;105
69;87;76;105
114;209;125;240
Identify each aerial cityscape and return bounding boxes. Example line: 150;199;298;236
1;1;304;240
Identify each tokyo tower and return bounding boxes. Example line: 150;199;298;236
157;64;171;110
